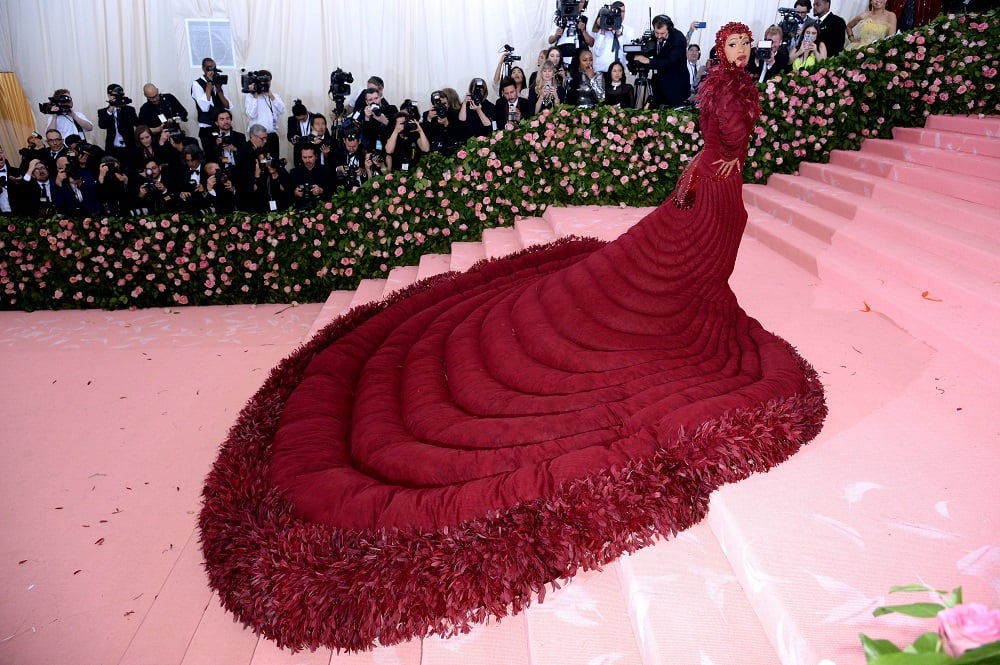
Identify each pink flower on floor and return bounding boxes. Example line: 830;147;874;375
938;604;1000;657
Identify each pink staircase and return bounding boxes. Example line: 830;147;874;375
2;116;997;665
743;114;1000;369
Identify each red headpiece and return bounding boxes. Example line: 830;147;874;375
714;22;754;69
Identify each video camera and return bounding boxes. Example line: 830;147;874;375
241;69;271;94
623;32;656;75
776;7;805;48
107;85;133;107
39;94;73;115
501;44;521;63
328;68;354;115
596;4;623;31
204;64;229;85
554;0;587;29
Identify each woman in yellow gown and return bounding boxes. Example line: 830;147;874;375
846;0;898;49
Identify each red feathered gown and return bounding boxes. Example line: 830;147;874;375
199;65;827;652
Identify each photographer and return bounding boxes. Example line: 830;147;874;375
421;89;462;156
192;58;232;149
350;76;394;118
175;144;209;213
589;1;636;73
243;69;285;157
39;130;69;170
135;159;176;214
331;128;370;192
354;87;397;153
17;159;57;217
203;161;238;213
631;15;689;108
290;144;333;209
97;84;139;161
385;104;430;172
286;99;317;163
303;113;335;167
42;89;94;142
203;108;246;171
492;46;528;98
549;0;594;64
95;155;132;217
51;154;100;217
64;136;104;178
458;78;496;139
747;25;790;83
494;77;532;130
138;83;189;138
19;132;44;169
249;145;292;212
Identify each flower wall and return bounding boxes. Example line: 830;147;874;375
2;11;998;311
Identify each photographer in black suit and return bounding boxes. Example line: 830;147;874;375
290;144;333;208
98;84;139;161
631;15;688;108
203;108;247;172
138;84;189;138
813;0;848;57
286;99;317;164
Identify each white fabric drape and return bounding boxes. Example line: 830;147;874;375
2;0;868;162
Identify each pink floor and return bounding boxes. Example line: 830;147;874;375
2;116;998;664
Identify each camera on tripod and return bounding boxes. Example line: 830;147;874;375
596;4;623;31
328;68;354;115
241;69;272;94
38;94;73;115
623;33;656;75
501;44;521;63
776;7;805;48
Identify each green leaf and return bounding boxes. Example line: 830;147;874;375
861;633;903;660
868;653;954;665
889;584;949;596
909;631;943;654
953;640;1000;664
942;587;963;608
874;602;947;618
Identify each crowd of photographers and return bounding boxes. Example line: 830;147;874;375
1;0;850;220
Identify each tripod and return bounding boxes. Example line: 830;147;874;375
633;71;653;109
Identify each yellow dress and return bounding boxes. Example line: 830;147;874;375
847;18;892;49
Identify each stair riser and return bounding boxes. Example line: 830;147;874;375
766;175;859;220
860;139;1000;183
924;114;1000;137
744;189;840;243
893;127;1000;159
829;152;1000;208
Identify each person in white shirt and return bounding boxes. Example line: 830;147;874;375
243;69;286;158
43;89;94;142
589;1;636;73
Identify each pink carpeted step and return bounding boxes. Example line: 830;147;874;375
765;173;1000;280
892;126;1000;159
744;206;826;276
349;278;388;308
542;204;652;241
828;150;1000;208
384;265;420;296
796;161;1000;241
859;138;1000;182
513;216;558;248
924;113;1000;136
743;184;845;243
481;226;521;258
421;615;528;664
416;253;452;280
448;241;487;272
305;290;356;339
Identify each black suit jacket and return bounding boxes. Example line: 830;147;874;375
493;97;533;127
286;114;318;143
648;28;689;108
747;47;791;82
202;130;247;167
818;12;848;57
98;105;140;152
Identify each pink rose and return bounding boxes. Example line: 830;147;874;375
938;604;1000;657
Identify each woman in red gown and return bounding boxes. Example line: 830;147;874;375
200;22;826;652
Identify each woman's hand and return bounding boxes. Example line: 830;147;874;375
712;157;741;179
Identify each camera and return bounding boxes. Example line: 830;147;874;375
596;4;623;31
63;152;82;180
205;65;229;85
501;44;521;63
328;67;354;114
369;102;383;117
258;153;287;169
469;79;487;106
623;34;656;75
753;40;773;62
38;94;72;115
107;85;132;106
777;7;805;47
554;0;587;28
430;91;449;118
240;69;271;94
400;99;420;133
